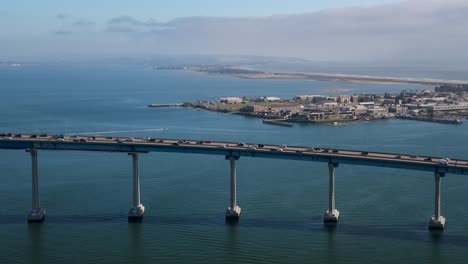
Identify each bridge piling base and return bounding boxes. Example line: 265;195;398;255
128;204;145;221
28;208;45;223
226;206;241;220
429;216;446;230
324;209;340;223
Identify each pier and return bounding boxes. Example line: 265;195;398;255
1;134;468;230
262;119;293;127
147;103;182;108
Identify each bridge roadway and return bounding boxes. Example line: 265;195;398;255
1;133;467;229
1;134;467;174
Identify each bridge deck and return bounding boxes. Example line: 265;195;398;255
1;134;467;175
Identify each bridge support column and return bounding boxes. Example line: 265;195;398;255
324;162;339;223
27;149;45;223
128;153;145;221
225;156;241;220
429;172;445;230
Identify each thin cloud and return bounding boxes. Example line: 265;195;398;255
106;16;171;33
9;0;468;67
73;19;95;27
107;16;161;27
56;13;70;20
53;30;73;35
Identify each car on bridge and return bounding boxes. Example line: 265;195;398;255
438;158;450;166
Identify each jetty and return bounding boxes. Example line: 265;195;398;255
262;119;293;127
148;103;182;108
396;115;463;125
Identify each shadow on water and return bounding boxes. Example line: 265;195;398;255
324;223;337;264
225;217;240;226
3;214;467;248
223;220;240;264
128;222;144;263
28;223;43;264
429;230;444;264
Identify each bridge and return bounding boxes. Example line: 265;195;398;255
1;133;468;230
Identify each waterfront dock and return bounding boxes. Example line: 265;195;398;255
395;115;463;125
148;103;182;108
262;119;293;127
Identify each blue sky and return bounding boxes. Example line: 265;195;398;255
3;0;394;23
6;0;394;19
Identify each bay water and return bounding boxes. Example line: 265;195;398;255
0;66;467;263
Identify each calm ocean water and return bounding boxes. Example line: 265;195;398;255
0;66;467;263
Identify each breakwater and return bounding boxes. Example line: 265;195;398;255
262;119;293;127
396;115;463;125
148;103;182;108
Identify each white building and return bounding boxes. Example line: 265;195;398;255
367;107;387;116
359;102;375;107
263;96;281;102
323;102;338;107
337;95;351;104
295;95;322;101
353;105;368;115
220;97;243;104
429;103;468;112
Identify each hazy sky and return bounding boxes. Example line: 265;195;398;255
1;0;393;23
1;0;468;67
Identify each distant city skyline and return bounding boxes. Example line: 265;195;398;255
1;0;468;68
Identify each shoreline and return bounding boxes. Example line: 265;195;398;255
193;69;468;86
181;105;386;125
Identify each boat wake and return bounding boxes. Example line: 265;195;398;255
67;128;169;135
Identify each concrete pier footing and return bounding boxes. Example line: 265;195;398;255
324;209;340;223
429;216;446;230
226;206;242;220
28;208;46;223
128;205;145;221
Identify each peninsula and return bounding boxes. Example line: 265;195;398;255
154;65;468;86
176;84;468;126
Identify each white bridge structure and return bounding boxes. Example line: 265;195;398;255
1;133;467;230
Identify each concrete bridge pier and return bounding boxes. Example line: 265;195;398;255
225;156;241;220
128;153;145;221
429;172;446;230
324;162;340;223
26;149;45;223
